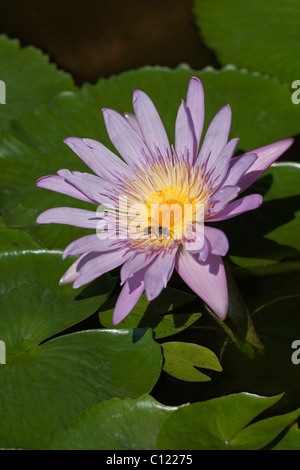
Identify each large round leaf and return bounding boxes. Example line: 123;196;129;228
0;329;162;449
0;65;299;250
0;250;116;358
48;395;178;450
0;34;75;133
0;215;41;251
193;0;300;85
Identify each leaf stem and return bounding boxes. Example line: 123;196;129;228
205;305;244;352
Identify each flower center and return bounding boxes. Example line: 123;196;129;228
112;155;213;251
143;194;193;242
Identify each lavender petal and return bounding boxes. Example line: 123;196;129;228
208;194;263;222
186;76;205;157
175;248;228;320
132;89;171;158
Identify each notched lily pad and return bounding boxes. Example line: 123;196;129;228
161;341;222;382
157;392;300;449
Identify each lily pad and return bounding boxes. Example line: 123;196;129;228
0;328;162;449
193;0;300;85
230;408;300;450
157;392;298;449
161;341;222;382
0;215;41;251
0;34;75;133
272;422;300;450
48;395;178;450
0;250;116;358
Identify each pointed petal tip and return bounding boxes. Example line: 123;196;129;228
112;315;123;326
176;249;229;322
278;136;295;151
101;107;115;119
213;303;228;321
205;280;229;321
281;136;294;145
258;193;263;202
145;290;155;302
132;88;155;107
35;208;67;225
64;136;80;147
190;75;201;82
132;89;145;101
189;76;204;90
35;212;45;224
72;278;84;289
59;277;80;288
209;289;228;321
215;103;231;118
35;176;45;186
58;276;67;286
259;136;295;156
59;268;78;286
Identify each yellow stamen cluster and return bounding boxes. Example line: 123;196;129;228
117;155;213;252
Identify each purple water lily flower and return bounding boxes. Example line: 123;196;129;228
36;77;293;324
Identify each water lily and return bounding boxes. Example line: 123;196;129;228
36;77;293;324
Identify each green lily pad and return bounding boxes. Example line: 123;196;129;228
99;287;201;338
48;395;178;450
230;408;300;450
193;0;300;85
0;215;41;251
161;341;222;382
0;250;116;358
0;65;299;250
0;328;162;449
157;392;291;449
272;422;300;450
0;34;75;133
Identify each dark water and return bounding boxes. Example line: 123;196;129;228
0;0;218;85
